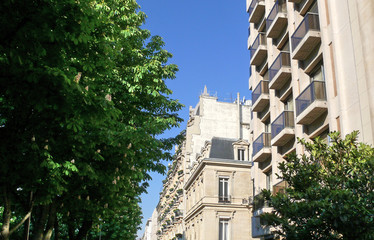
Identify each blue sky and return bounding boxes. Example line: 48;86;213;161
137;0;251;236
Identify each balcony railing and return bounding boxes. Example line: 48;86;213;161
291;13;320;52
248;0;265;24
250;32;267;57
296;81;326;116
271;111;294;139
253;133;271;157
252;80;269;105
269;52;291;84
219;195;231;203
250;32;267;66
266;0;287;38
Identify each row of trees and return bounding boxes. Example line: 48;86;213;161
262;131;374;240
0;0;183;239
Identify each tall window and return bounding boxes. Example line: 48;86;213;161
219;219;229;240
238;149;245;161
219;177;229;202
265;170;272;191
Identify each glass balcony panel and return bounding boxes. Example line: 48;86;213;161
271;111;295;139
250;32;267;57
253;133;271;157
249;0;265;24
266;0;287;38
250;32;267;66
296;81;326;116
252;81;269;105
269;52;291;89
291;13;320;60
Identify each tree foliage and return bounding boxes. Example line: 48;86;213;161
262;131;374;240
0;0;183;239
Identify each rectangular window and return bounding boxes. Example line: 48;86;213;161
219;219;229;240
238;149;245;161
219;178;229;202
265;170;272;191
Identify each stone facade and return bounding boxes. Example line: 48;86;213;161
154;88;253;240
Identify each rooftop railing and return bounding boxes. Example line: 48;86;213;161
266;0;287;33
269;52;291;83
252;80;269;105
291;13;320;51
253;132;271;157
271;110;295;139
250;32;267;58
296;81;326;116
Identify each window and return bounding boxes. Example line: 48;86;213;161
265;170;272;191
238;149;245;161
219;177;230;202
219;219;229;240
284;94;294;111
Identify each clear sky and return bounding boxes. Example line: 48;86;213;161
137;0;250;237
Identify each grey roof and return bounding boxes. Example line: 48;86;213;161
209;137;236;159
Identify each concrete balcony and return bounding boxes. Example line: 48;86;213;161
248;0;265;24
291;13;321;60
296;81;327;125
252;216;272;238
250;32;267;66
266;1;288;39
296;0;316;16
253;133;271;162
269;52;291;90
271;111;295;146
252;80;270;112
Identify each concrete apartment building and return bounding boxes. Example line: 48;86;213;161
155;88;254;240
247;0;374;238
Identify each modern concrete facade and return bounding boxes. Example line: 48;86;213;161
155;88;254;240
246;0;374;238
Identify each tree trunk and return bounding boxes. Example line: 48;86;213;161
32;205;49;240
53;216;59;240
1;187;11;240
42;203;57;240
23;192;33;240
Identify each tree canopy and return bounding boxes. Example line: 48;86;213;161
262;131;374;240
0;0;183;239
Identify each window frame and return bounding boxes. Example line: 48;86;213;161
218;177;230;203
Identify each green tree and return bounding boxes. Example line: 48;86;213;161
262;131;374;240
0;0;183;239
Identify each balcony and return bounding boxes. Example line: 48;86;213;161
252;216;272;238
271;111;295;146
252;81;270;112
296;81;327;125
296;0;316;16
291;13;321;60
253;133;271;162
266;1;288;39
250;32;267;66
269;52;291;90
248;0;265;24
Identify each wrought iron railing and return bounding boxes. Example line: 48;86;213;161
295;81;326;116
